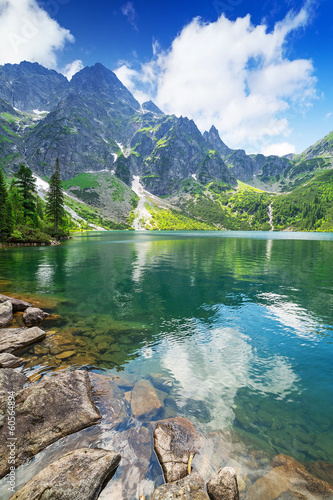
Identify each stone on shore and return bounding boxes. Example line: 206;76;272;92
0;352;23;368
207;467;239;500
23;306;50;326
0;294;32;311
152;471;209;500
12;448;121;500
0;300;13;327
247;454;333;500
0;326;46;354
0;368;27;394
131;379;162;420
154;417;202;483
0;370;101;478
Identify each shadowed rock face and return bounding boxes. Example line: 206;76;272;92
0;371;101;478
0;300;13;327
247;454;333;500
0;327;46;353
154;417;203;483
152;471;209;500
207;467;239;500
11;448;121;500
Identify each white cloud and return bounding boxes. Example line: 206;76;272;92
325;112;332;119
262;142;296;156
0;0;74;69
115;4;316;151
62;59;84;81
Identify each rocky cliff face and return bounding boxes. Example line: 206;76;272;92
0;61;332;197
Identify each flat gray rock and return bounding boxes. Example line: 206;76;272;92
152;471;209;500
154;417;202;483
12;448;121;500
0;370;101;478
207;467;239;500
0;300;13;327
0;294;32;311
23;306;50;326
0;352;23;367
0;326;46;353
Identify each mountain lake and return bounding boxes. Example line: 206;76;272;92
0;230;332;498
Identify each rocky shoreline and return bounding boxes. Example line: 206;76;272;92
0;293;333;499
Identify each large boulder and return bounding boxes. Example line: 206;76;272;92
0;352;23;368
152;471;209;500
247;454;333;500
12;448;121;500
0;370;101;478
23;306;50;326
0;300;13;327
207;467;239;500
0;294;32;311
130;379;162;420
0;326;46;353
153;417;202;483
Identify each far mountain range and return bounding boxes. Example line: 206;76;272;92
1;61;333;232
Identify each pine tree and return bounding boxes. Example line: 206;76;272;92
0;169;14;238
45;159;65;232
14;164;37;222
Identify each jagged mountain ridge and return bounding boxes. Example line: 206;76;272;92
0;61;332;198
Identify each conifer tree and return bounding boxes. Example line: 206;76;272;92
0;169;14;238
45;159;65;232
15;164;37;222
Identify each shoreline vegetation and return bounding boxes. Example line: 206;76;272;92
0;292;333;499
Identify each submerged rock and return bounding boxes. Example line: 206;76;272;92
154;417;202;483
101;426;153;500
0;294;32;311
89;372;128;427
247;454;333;500
0;370;101;478
207;467;239;500
0;300;13;327
23;306;50;326
0;326;46;353
0;352;23;368
12;448;121;500
152;471;209;500
131;379;162;420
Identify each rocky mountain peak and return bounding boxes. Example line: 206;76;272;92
70;63;140;111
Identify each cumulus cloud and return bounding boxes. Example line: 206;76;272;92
0;0;75;69
115;3;316;151
262;142;296;156
62;59;84;81
121;2;138;31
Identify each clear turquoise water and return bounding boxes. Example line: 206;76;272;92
1;230;333;468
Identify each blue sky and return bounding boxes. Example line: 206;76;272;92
0;0;332;155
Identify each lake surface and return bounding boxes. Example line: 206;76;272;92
1;230;333;496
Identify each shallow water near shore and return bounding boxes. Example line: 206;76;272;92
0;230;333;497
